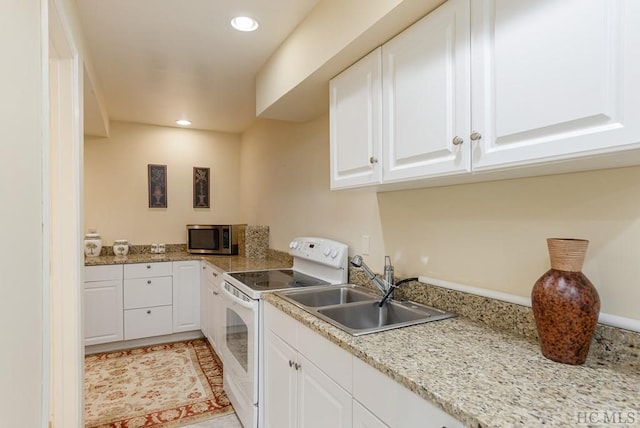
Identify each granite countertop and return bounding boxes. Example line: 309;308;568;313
264;293;640;428
84;251;292;272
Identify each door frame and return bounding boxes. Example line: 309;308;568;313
45;0;84;426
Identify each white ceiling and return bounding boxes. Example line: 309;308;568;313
77;0;320;134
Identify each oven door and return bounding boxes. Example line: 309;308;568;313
220;281;259;428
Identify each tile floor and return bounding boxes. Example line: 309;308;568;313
182;413;243;428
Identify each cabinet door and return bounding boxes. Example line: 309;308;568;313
264;330;297;428
84;279;123;345
297;353;352;428
172;261;200;332
382;0;471;182
471;0;640;170
200;265;210;339
353;400;388;428
330;48;382;189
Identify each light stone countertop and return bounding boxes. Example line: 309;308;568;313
263;292;640;428
84;251;292;272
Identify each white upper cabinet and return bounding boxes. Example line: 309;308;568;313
330;48;382;190
471;0;640;170
329;0;640;190
382;0;471;182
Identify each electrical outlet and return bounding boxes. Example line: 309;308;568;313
361;235;370;255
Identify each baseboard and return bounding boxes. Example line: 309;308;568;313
85;330;204;355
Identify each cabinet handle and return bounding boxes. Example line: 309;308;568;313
147;280;152;284
289;360;294;367
295;363;301;370
212;272;218;277
470;131;482;141
369;156;378;164
146;310;151;314
452;136;464;145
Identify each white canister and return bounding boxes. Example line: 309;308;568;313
84;230;103;258
113;239;129;256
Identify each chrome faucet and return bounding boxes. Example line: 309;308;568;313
350;255;396;306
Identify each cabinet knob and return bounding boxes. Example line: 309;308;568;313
470;131;482;141
147;280;152;284
146;310;151;314
146;265;151;269
212;272;218;277
369;156;378;164
452;136;464;145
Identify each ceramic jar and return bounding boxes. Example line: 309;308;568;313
113;239;129;256
84;230;103;258
531;238;600;365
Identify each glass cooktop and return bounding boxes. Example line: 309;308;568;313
228;269;328;291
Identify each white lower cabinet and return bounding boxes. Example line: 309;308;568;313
200;261;224;352
173;260;201;333
264;303;352;428
123;262;173;340
353;400;388;428
353;357;464;428
264;302;463;428
84;265;124;346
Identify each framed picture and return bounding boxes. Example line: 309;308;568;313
148;164;167;208
193;167;210;208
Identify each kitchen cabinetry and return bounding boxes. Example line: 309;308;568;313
353;400;388;428
329;48;382;189
173;260;200;333
264;302;463;428
123;262;173;340
84;265;123;345
353;357;463;428
381;0;470;183
264;303;352;428
200;261;224;351
330;0;640;190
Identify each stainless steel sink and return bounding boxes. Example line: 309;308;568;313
277;284;377;308
275;284;455;336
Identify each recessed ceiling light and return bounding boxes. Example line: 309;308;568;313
176;119;192;126
231;16;259;32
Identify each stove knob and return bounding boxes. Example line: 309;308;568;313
330;248;339;258
323;247;331;257
289;241;294;249
290;240;300;250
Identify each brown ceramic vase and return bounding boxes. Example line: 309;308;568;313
531;238;600;365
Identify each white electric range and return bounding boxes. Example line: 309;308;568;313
219;237;349;428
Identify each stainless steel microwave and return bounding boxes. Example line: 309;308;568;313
186;224;246;255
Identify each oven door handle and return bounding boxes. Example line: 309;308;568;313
221;283;255;310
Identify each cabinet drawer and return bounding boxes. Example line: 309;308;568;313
124;305;173;340
124;262;172;279
85;264;123;282
202;262;224;287
124;277;172;309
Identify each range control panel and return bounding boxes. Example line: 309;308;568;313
289;237;348;270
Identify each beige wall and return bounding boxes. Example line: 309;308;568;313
240;114;640;321
0;0;44;425
240;116;386;265
84;121;243;245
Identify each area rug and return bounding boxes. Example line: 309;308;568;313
85;339;233;428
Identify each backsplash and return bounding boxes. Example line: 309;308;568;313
348;267;639;372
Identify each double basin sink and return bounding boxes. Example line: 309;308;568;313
275;284;455;336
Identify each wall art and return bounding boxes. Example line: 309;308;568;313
148;164;167;208
193;166;210;208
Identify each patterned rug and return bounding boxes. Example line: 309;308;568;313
85;339;233;428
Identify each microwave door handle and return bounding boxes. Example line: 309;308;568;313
221;284;255;310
